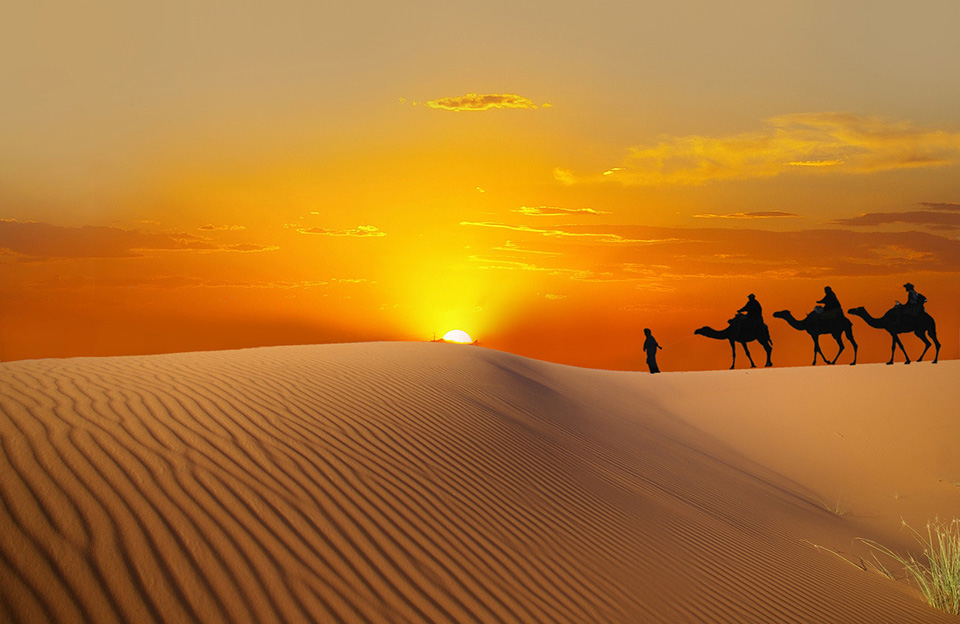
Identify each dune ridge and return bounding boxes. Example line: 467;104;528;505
1;342;957;623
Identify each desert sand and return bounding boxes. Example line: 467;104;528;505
1;342;957;623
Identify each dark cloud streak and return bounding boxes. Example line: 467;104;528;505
920;202;960;212
832;211;960;229
0;220;275;259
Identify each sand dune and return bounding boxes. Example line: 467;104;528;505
1;342;957;623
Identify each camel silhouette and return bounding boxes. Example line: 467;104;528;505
694;319;773;369
847;306;940;365
772;310;858;366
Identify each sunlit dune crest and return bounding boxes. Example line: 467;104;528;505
1;343;957;623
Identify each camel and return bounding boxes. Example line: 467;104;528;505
694;318;773;369
772;310;858;366
847;306;940;365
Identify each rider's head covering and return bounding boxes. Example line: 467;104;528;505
903;282;914;290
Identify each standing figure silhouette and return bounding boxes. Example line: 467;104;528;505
643;328;662;374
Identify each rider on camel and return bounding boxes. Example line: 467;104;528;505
899;282;927;316
735;293;764;332
814;286;841;320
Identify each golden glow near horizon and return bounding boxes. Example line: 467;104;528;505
1;2;959;369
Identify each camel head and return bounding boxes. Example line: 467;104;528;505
693;327;709;336
772;310;791;320
847;306;866;316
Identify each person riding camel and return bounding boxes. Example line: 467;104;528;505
814;286;841;320
899;282;927;316
735;293;764;332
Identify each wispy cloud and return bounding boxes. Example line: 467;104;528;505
27;275;374;291
223;243;279;252
460;221;674;244
568;112;960;186
467;255;654;283
292;225;386;237
832;211;960;229
0;220;272;259
420;93;542;112
693;211;800;220
513;206;610;217
494;241;562;256
199;224;246;231
468;221;960;280
786;160;845;167
920;202;960;211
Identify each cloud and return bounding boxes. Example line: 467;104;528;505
513;206;610;217
570;112;960;186
330;277;375;284
553;168;577;185
223;243;279;252
0;220;221;259
467;255;648;283
293;225;386;237
421;93;541;112
460;221;675;244
27;275;356;291
693;211;800;220
199;224;246;231
832;211;960;229
0;220;279;260
494;241;562;256
786;160;845;167
920;202;960;211
468;220;960;281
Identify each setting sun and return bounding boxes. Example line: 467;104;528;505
442;330;473;344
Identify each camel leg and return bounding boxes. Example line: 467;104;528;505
763;341;773;367
811;335;824;365
845;327;858;365
741;341;757;368
829;333;844;365
728;339;737;369
890;333;911;365
914;330;931;362
930;327;941;364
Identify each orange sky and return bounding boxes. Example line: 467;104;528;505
2;1;959;370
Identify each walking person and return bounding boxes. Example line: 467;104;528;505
643;328;662;374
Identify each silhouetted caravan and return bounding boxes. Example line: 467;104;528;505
694;315;773;369
848;306;940;365
773;310;858;366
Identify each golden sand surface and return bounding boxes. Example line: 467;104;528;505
1;343;957;623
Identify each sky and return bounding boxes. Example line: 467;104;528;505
2;0;959;371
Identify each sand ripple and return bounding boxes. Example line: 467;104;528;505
1;343;955;623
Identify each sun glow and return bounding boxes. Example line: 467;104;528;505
442;329;473;344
